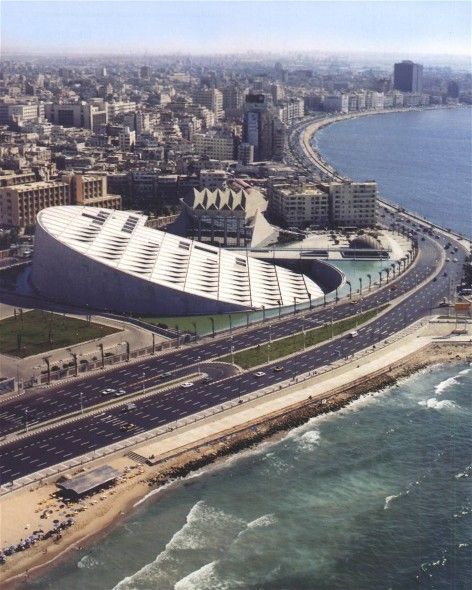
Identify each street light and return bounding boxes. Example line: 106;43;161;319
210;317;215;338
267;325;272;363
24;408;29;433
79;391;84;414
359;277;362;296
197;356;201;375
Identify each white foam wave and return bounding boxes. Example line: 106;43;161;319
384;494;399;510
434;377;459;395
299;429;321;448
174;561;228;590
418;398;457;410
77;554;99;569
455;464;472;479
112;501;245;590
247;513;277;529
458;368;471;376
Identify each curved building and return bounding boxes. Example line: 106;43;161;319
31;206;325;315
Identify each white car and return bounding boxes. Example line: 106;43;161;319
101;388;116;396
254;371;266;378
114;389;126;397
180;382;194;389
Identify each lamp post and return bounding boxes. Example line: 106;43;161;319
367;273;372;291
197;357;201;375
302;315;306;351
70;351;78;377
210;317;215;338
44;356;51;385
359;277;362;296
230;341;235;365
228;314;233;334
79;391;84;414
267;325;272;363
24;408;29;433
261;306;266;323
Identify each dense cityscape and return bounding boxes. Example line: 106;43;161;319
0;1;471;587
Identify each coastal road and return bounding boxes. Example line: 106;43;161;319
0;226;440;437
0;230;466;483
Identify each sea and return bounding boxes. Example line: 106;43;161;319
28;364;472;589
26;108;472;590
315;107;472;238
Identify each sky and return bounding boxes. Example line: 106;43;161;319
1;1;471;58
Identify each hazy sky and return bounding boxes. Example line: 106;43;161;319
1;1;470;57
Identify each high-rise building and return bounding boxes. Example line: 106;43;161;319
393;61;423;93
140;65;150;79
243;94;275;161
193;87;224;121
447;81;460;99
45;101;107;131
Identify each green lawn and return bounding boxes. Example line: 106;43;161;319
0;310;120;358
220;306;387;369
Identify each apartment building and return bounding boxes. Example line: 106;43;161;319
0;174;121;228
193;88;224;121
45;101;107;131
0;179;70;227
193;131;235;160
326;181;377;227
268;179;330;228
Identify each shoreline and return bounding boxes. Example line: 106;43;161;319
2;338;471;588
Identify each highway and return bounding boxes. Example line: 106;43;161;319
0;215;467;483
0;213;434;437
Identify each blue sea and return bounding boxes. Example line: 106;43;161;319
28;363;472;590
315;108;472;238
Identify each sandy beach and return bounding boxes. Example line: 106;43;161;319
1;331;470;588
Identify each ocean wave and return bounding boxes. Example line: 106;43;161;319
418;398;457;410
453;504;472;519
455;464;472;479
458;367;471;376
299;429;321;447
174;561;230;590
77;554;99;569
434;376;459;395
112;501;246;590
247;513;277;529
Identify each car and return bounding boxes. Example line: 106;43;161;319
120;422;135;432
254;371;266;378
180;382;194;389
453;258;458;263
114;389;126;397
202;376;212;383
347;330;359;338
123;402;137;411
273;366;284;372
160;372;172;379
101;388;116;396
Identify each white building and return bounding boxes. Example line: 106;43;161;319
327;181;377;227
119;127;136;151
268;180;330;228
200;169;228;190
31;206;324;315
193;131;235;160
323;94;349;113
